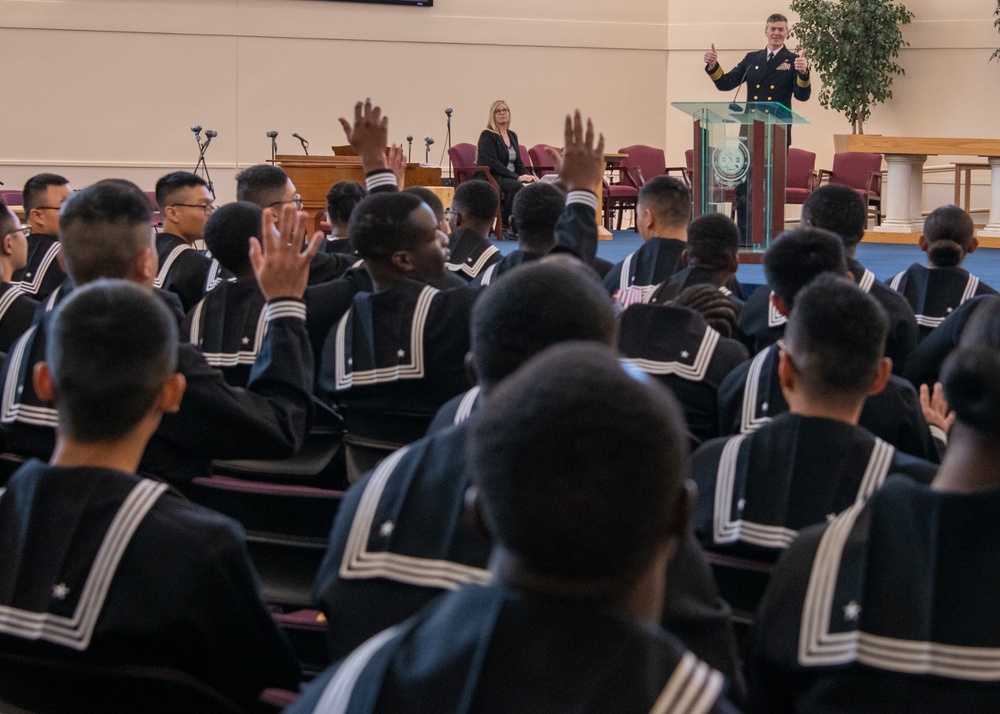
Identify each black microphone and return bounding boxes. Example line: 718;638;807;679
292;133;309;155
406;135;414;162
729;65;752;113
424;136;434;163
266;130;279;158
202;129;217;151
444;106;453;117
191;125;203;144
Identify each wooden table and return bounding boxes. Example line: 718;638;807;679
272;155;442;234
952;162;990;213
844;136;1000;244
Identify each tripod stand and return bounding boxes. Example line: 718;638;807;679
191;126;217;198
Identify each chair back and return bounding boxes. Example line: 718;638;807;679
449;142;478;169
519;144;532;172
183;476;344;609
143;190;163;229
619;144;667;187
786;148;816;189
528;144;560;176
0;189;24;208
830;152;882;196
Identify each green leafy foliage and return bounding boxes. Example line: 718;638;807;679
789;0;913;133
992;0;1000;62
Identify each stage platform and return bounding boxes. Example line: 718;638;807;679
490;230;1000;291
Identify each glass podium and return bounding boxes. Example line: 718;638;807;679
672;102;808;253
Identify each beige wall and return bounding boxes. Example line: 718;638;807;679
2;0;999;209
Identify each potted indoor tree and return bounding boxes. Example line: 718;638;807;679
789;0;913;136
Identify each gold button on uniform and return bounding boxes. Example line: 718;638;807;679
770;85;775;89
753;96;758;100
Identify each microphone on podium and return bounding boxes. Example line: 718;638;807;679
292;133;310;156
424;136;435;163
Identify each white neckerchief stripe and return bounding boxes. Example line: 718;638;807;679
624;327;720;382
798;497;1000;680
740;346;774;433
453;386;481;425
314;624;404;714
0;285;26;321
858;269;876;293
153;244;193;289
15;243;61;294
0;479;167;650
339;446;492;590
199;296;269;367
187;298;206;345
44;287;61;313
333;286;438;390
650;651;724;714
767;292;787;327
0;326;56;427
617;252;635;293
447;245;500;277
479;262;499;286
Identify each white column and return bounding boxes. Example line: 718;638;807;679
874;154;923;233
909;154;926;232
976;157;1000;238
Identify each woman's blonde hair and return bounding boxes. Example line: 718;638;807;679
486;100;511;134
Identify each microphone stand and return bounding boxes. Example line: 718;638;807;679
193;128;217;198
406;136;413;163
444;108;453;185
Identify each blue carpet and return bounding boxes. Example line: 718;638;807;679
491;231;1000;292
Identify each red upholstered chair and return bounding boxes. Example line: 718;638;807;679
143;190;163;229
0;189;23;208
519;144;535;177
618;144;689;189
603;177;638;230
528;144;560;177
448;142;504;237
785;147;817;206
817;152;883;225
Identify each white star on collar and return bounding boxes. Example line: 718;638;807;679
397;349;406;358
761;401;769;413
680;350;690;359
52;583;70;600
826;513;837;523
379;521;395;537
241;336;250;345
843;600;861;621
737;498;746;512
25;273;33;279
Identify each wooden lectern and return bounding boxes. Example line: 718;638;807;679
272;155;442;233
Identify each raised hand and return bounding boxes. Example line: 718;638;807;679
250;204;322;301
557;110;605;195
794;50;808;75
339;99;389;173
704;43;718;69
389;143;406;188
919;382;956;435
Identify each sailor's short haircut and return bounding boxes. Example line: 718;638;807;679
453;180;500;223
349;192;428;262
784;273;889;399
471;260;615;387
23;173;69;215
0;198;16;237
638;176;692;229
764;226;847;308
470;342;688;580
403;187;445;224
155;171;208;213
511;182;565;251
59;179;152;285
801;184;868;249
203;201;262;277
325;181;366;225
687;213;739;273
46;279;178;443
235;164;289;207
